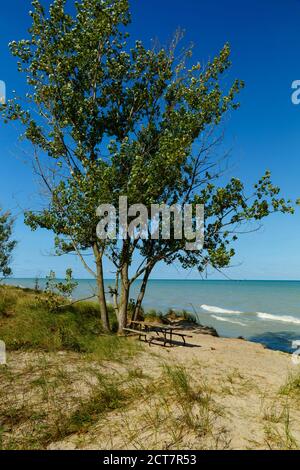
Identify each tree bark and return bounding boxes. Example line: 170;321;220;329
93;244;110;332
118;262;129;334
132;266;152;322
110;272;120;320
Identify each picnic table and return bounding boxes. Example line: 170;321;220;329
123;320;192;347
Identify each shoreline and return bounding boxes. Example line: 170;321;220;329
3;280;300;355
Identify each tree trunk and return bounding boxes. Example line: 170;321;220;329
132;266;152;322
118;263;129;334
93;244;110;332
112;289;119;320
96;265;110;332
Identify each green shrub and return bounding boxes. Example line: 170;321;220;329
143;308;197;325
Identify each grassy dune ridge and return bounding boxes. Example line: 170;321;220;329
0;285;133;358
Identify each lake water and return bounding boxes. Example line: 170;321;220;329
4;278;300;353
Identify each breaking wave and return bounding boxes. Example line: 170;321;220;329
257;312;300;325
201;304;243;315
200;305;300;326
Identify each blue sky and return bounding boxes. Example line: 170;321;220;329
1;0;300;280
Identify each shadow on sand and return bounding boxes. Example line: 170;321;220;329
146;336;201;348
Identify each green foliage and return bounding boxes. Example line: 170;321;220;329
0;0;294;329
0;1;245;258
0;208;16;279
46;269;78;297
41;268;78;311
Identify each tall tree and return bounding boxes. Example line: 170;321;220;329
0;208;16;280
1;0;293;332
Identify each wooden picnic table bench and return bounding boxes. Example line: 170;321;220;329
124;321;193;347
122;327;148;342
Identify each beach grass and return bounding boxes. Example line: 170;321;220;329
0;285;138;362
280;372;300;398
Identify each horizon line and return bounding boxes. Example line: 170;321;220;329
4;277;300;282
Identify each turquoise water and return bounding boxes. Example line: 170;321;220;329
4;279;300;353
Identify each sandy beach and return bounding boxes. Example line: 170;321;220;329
2;331;300;450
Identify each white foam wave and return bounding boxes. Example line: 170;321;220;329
211;315;247;326
201;304;243;315
257;312;300;325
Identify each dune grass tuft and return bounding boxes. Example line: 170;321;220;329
280;372;300;398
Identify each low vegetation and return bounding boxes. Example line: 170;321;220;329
0;285;138;361
143;308;197;325
280;372;300;398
